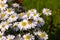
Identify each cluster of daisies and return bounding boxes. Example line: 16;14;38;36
0;0;52;40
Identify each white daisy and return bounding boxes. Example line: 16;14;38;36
18;19;29;30
42;8;52;16
32;13;39;20
6;35;15;40
36;17;45;27
0;21;12;32
0;31;6;40
26;12;33;19
0;0;7;4
12;22;19;31
0;4;8;11
12;3;19;8
7;13;18;22
28;9;37;14
18;12;27;19
26;9;39;20
12;22;19;28
23;33;34;40
14;34;23;40
34;31;48;40
0;12;9;20
5;8;15;15
28;19;37;28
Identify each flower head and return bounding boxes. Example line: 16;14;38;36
14;34;23;40
12;22;19;31
28;9;37;14
12;3;19;8
6;35;15;40
23;33;34;40
0;21;12;32
32;13;39;20
42;8;52;16
0;12;9;20
36;17;45;27
0;31;6;40
0;4;8;11
7;13;18;22
18;19;29;30
28;19;37;28
5;8;15;15
18;13;27;19
34;31;48;40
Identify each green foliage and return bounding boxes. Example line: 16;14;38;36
22;0;60;40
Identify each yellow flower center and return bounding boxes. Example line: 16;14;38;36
7;9;11;13
19;13;24;17
1;0;4;1
2;24;5;28
0;35;2;38
46;9;49;12
37;20;41;23
1;4;4;8
27;13;30;17
26;35;31;40
28;19;33;24
31;9;34;12
11;15;15;18
34;13;37;16
40;33;45;38
22;22;27;27
1;13;6;18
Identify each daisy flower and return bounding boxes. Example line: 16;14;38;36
14;34;23;40
26;9;39;20
0;4;8;11
26;12;33;19
0;0;7;4
0;12;9;20
26;9;37;19
7;13;18;22
36;17;45;27
0;21;12;32
12;3;19;8
28;19;37;28
5;8;15;15
28;9;37;14
18;12;27;19
23;33;34;40
18;19;29;30
42;8;52;16
34;31;48;40
12;22;19;31
6;35;15;40
0;31;6;40
12;22;19;28
32;13;39;20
